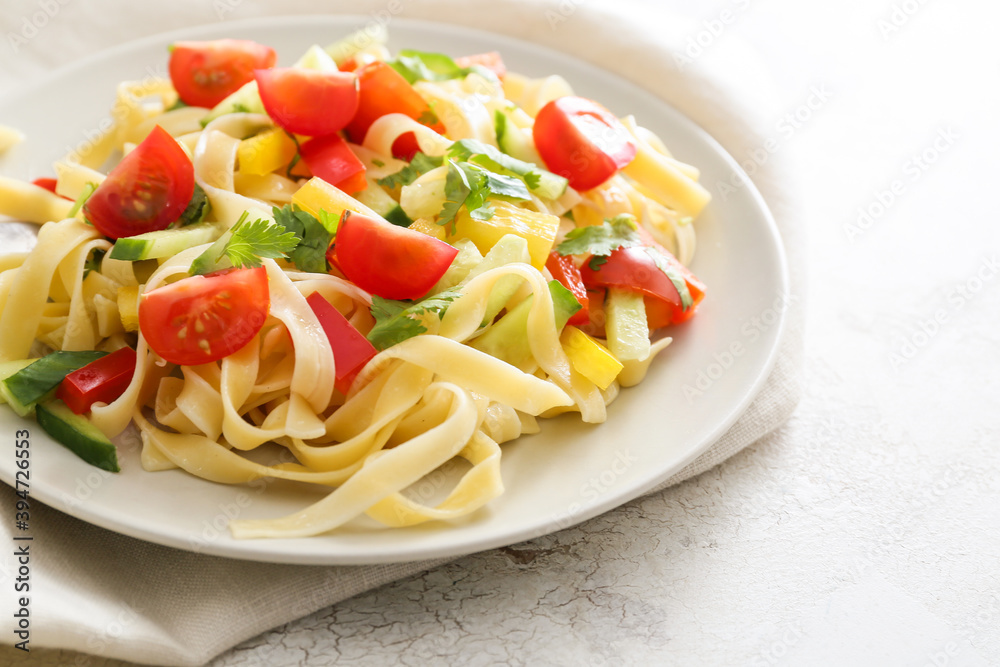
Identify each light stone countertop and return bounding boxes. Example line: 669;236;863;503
1;0;998;665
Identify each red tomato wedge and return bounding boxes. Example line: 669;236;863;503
169;39;276;108
255;68;359;137
344;61;446;144
305;292;377;395
299;134;367;194
579;245;704;329
84;126;195;239
139;268;269;366
56;347;137;414
546;251;589;326
454;51;507;78
533;96;637;191
635;225;705;326
333;211;458;300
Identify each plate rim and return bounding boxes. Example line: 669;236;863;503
0;14;790;564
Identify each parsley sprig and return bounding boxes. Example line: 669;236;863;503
388;50;494;85
438;159;530;233
376;152;444;190
366;286;464;351
189;211;298;275
272;205;336;274
188;205;336;276
556;214;642;270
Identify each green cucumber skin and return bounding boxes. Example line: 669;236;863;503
2;350;107;407
472;280;580;369
383;205;413;228
35;400;119;473
109;222;222;261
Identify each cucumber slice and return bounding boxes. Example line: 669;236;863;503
36;400;119;472
201;80;266;126
0;359;38;416
494;110;567;200
471;280;580;371
465;235;531;324
324;24;388;66
109;222;223;261
605;288;650;362
353;179;413;228
1;351;107;416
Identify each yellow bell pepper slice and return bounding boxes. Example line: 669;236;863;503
560;325;623;389
446;200;558;270
291;177;381;225
117;285;140;333
237;128;297;177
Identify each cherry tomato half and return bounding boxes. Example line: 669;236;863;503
84;125;195;239
139;267;269;366
333;211;458;300
169;39;277;108
533;96;637;191
255;68;359;137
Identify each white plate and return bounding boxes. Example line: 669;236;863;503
0;16;788;564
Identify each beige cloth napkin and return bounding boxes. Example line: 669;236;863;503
0;0;803;664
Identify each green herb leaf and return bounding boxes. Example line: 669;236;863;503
388;50;475;85
438;159;473;233
190;211;299;275
223;217;299;269
272;204;334;273
376;152;444;189
178;183;210;226
644;246;694;311
556;214;642;270
367;287;464;351
447;138;564;196
83;248;106;278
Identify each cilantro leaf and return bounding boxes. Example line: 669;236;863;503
366;287;464;351
438;159;473;233
417;108;441;127
645;247;694;311
84;248;106;278
556;214;642;270
437;160;531;231
446;138;563;196
272;205;333;273
389;50;477;85
178;184;210;226
376;152;444;189
223;217;299;268
189;211;298;275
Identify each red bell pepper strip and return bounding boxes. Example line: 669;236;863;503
299;133;368;194
56;347;137;414
306;292;377;396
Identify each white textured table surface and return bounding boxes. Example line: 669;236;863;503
2;0;999;665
